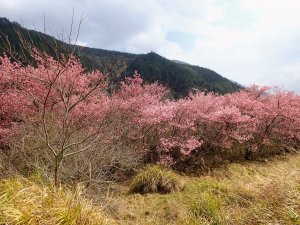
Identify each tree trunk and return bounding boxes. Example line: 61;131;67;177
245;148;252;160
54;156;60;186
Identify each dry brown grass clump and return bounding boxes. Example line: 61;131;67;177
0;176;115;225
129;165;185;194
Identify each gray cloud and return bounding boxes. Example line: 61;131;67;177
1;0;300;93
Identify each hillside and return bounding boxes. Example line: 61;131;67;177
121;52;241;97
0;17;241;97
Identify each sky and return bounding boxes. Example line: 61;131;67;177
1;0;300;92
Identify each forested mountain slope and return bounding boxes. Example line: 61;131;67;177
0;17;241;97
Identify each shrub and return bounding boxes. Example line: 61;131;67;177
0;176;115;225
129;165;184;194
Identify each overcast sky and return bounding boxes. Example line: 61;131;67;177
1;0;300;92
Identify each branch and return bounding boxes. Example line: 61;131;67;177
68;76;105;111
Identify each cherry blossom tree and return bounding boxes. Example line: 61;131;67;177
0;50;109;185
1;48;300;180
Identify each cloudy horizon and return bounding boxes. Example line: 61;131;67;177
1;0;300;92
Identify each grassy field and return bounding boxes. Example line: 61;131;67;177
109;153;300;225
0;176;115;225
1;153;300;224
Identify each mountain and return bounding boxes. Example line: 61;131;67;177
0;17;242;97
121;52;241;97
172;59;190;65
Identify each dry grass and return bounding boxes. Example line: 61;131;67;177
129;165;185;194
108;153;300;224
2;152;300;224
0;176;115;225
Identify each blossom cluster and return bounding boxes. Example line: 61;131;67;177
1;52;300;166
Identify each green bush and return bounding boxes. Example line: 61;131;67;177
129;165;184;194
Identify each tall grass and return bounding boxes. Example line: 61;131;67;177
129;165;185;194
0;176;115;225
109;153;300;224
2;153;300;224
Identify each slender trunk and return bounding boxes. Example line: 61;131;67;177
245;148;252;160
54;156;60;186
